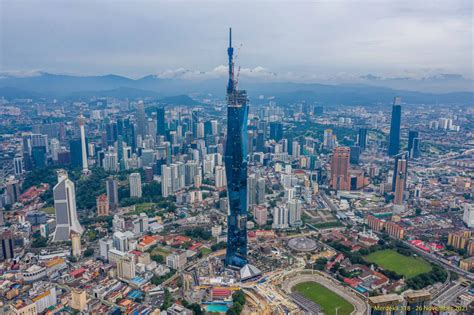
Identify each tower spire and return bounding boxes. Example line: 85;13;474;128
227;27;234;93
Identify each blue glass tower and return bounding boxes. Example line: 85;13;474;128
224;28;249;267
388;96;402;156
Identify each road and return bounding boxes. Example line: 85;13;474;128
403;241;474;281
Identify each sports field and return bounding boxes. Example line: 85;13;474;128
364;249;432;278
293;282;354;315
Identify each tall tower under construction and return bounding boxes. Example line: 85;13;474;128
224;28;249;267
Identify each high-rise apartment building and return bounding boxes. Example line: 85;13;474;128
129;173;142;198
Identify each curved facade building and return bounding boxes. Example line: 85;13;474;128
224;28;249;267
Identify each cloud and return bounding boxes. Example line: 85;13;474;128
0;0;472;82
154;65;277;80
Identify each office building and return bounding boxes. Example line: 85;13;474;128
224;29;249;267
69;137;87;168
166;251;187;270
388;96;402;156
106;177;119;210
330;147;350;191
408;131;421;159
269;122;283;142
0;231;14;261
117;254;136;280
393;156;407;206
358;128;368;150
77;115;89;174
129;173;142;198
113;231;129;252
136;100;147;138
99;238;113;261
13;157;24;175
52;170;84;241
156;107;166;136
5;177;20;205
31;146;47;169
349;146;361;165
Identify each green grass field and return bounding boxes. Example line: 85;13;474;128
364;249;432;278
135;202;154;211
293;282;354;315
150;247;170;257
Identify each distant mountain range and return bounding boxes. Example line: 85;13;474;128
0;72;472;106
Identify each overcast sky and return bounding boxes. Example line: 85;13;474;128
0;0;472;80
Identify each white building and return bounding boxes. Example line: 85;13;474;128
215;166;226;188
463;203;474;228
52;170;84;241
117;254;136;280
272;206;289;229
166;251;187;270
129;173;142;198
288;199;303;227
99;238;113;260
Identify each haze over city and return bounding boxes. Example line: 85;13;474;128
1;0;473;89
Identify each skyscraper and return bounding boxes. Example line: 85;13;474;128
392;152;408;193
77;115;89;174
156;107;166;136
358;128;367;150
269;122;283;142
106;177;119;210
408;130;420;158
129;173;142;198
330;147;350;191
52;170;84;241
70;138;84;167
136;100;147;138
393;155;407;206
0;231;14;261
224;28;249;267
388;96;402;156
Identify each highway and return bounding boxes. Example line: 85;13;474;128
403;241;474;281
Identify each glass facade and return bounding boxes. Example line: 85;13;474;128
224;28;249;267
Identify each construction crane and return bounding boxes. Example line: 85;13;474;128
233;43;243;89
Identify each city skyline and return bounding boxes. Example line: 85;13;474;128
0;2;473;314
